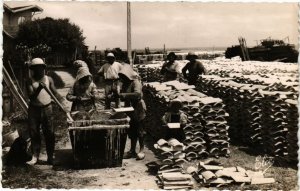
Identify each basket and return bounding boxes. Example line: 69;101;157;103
68;110;130;169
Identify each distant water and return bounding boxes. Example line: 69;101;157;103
167;47;226;52
139;47;226;53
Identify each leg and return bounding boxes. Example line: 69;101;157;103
123;120;138;159
27;106;41;165
137;121;145;160
41;105;55;164
104;84;112;109
112;81;120;108
130;137;138;153
137;120;145;153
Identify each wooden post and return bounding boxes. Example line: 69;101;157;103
94;46;97;64
127;2;132;66
238;37;246;61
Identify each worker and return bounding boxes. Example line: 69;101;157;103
98;53;123;109
117;64;147;160
160;52;181;81
162;99;187;142
182;52;206;85
26;58;64;165
66;67;99;112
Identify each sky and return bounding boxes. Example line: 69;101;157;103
5;1;299;50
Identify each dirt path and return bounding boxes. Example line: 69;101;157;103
54;71;75;88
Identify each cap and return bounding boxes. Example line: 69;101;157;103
186;52;198;60
107;53;115;58
30;58;46;67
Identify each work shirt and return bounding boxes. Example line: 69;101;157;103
98;62;123;80
162;111;188;125
66;81;98;111
182;60;206;85
30;76;52;106
160;60;181;81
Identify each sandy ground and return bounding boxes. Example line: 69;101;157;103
2;71;298;189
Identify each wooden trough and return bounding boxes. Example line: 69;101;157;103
68;110;130;169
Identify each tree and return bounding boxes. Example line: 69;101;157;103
15;17;87;64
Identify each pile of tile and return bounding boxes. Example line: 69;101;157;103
197;97;230;158
156;171;193;190
284;99;298;163
154;138;187;170
135;65;163;82
185;160;275;188
260;91;294;158
143;80;230;158
154;138;194;190
195;73;298;162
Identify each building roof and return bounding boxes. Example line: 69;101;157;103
4;3;43;13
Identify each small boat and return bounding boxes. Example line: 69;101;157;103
225;38;298;63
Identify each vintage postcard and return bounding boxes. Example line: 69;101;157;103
2;1;298;190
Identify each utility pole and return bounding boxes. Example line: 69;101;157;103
127;2;132;66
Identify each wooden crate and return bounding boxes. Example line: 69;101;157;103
68;111;130;169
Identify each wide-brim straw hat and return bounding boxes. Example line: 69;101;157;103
186;52;198;60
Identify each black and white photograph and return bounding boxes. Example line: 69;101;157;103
1;1;299;190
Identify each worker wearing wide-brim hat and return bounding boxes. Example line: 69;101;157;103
160;52;181;82
162;98;187;142
26;58;65;165
182;52;206;85
98;52;123;109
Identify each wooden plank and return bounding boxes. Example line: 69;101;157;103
167;123;180;129
3;66;28;114
231;175;251;183
113;107;134;112
68;124;130;130
163;180;193;186
162;172;192;181
251;178;275;185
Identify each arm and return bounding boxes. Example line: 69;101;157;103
66;86;77;101
160;62;167;75
181;63;189;79
120;80;142;100
162;113;170;124
198;62;207;75
90;83;102;100
180;112;188;126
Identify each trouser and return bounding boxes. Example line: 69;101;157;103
104;80;120;109
28;104;54;159
128;119;145;140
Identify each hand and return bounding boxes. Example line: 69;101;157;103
113;93;120;99
107;94;113;100
39;82;46;88
76;96;83;101
118;93;124;99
